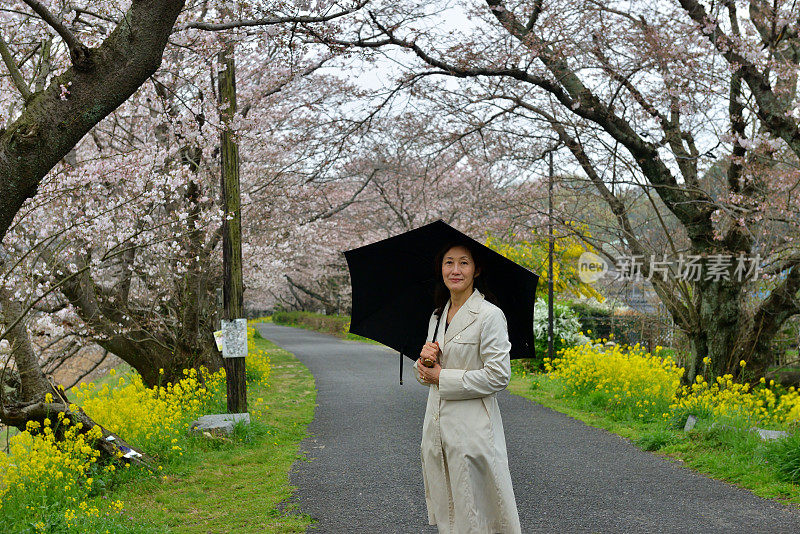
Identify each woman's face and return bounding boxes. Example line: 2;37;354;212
442;246;478;293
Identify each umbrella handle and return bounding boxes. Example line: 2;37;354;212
403;313;443;384
420;313;443;368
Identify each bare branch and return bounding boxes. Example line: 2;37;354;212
33;37;51;93
70;5;119;25
303;168;378;224
177;1;368;31
0;33;32;101
525;0;544;32
16;40;42;71
679;0;800;159
64;349;109;391
20;0;91;69
43;343;81;376
241;56;332;118
285;274;333;308
482;0;723;243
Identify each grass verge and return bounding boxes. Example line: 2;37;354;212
509;372;800;507
110;332;316;533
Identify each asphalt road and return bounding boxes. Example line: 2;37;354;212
255;322;800;533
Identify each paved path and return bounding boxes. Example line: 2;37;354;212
256;323;800;533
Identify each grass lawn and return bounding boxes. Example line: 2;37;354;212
110;334;316;533
509;372;800;507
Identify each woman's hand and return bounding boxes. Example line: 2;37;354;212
419;341;442;367
417;359;442;385
417;342;442;384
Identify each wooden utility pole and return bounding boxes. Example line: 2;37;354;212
218;45;247;414
548;151;555;361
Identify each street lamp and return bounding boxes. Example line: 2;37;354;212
548;151;555;362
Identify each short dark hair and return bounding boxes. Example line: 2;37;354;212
433;240;496;315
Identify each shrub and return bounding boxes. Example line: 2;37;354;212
525;299;589;371
565;299;633;344
0;405;149;531
671;372;800;429
533;298;585;345
0;415;108;529
246;326;272;385
0;326;276;532
544;342;800;430
76;367;225;460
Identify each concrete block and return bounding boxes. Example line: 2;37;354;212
189;413;250;435
753;428;789;441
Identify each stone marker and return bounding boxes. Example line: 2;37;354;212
189;413;250;436
753;428;789;441
683;415;697;432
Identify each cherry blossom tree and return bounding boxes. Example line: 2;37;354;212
0;0;366;443
299;0;800;381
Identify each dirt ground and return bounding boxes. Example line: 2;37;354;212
50;344;125;391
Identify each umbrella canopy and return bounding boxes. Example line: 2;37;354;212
343;220;539;366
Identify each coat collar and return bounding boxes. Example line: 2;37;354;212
442;288;483;345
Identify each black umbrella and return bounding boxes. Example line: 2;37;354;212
343;220;539;383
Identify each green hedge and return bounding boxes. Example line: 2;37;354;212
271;310;351;337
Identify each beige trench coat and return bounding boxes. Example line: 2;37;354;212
413;289;521;534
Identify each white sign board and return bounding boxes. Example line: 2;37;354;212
220;318;248;359
213;330;224;351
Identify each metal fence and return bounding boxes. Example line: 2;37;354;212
578;313;800;370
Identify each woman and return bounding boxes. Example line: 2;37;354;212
414;241;522;534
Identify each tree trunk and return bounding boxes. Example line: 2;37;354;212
685;269;800;382
0;288;57;403
41;210;225;388
698;278;746;379
2;399;152;465
686;332;706;385
95;333;223;388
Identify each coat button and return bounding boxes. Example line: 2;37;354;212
434;414;439;421
456;334;461;340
